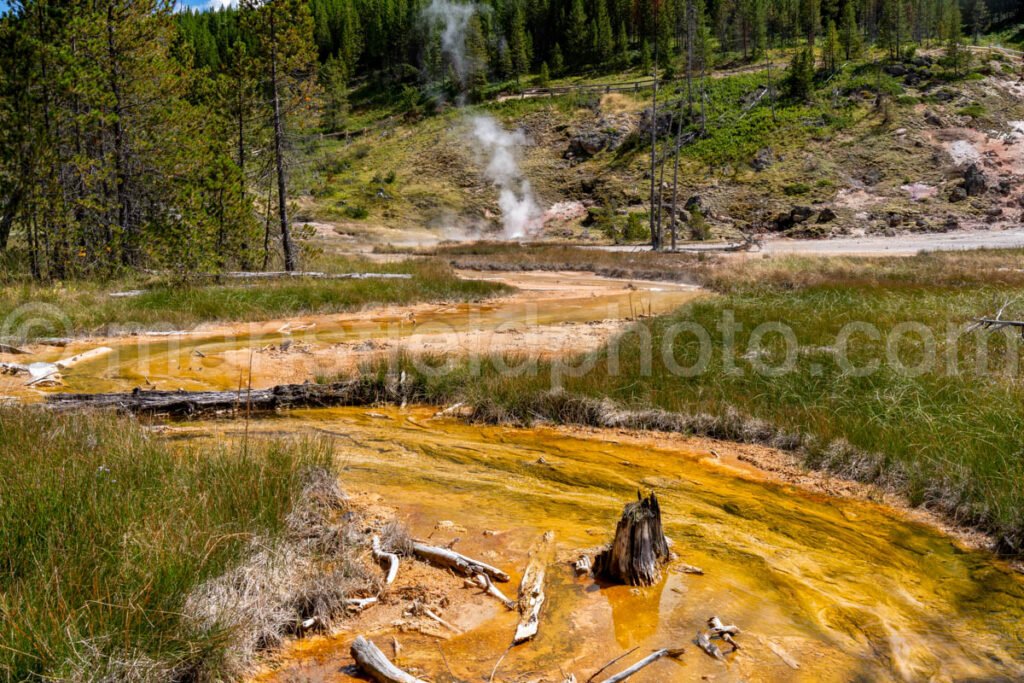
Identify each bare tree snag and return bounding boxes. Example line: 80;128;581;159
596;648;684;683
350;635;427;683
372;535;400;585
412;542;510;583
514;531;554;645
594;492;671;586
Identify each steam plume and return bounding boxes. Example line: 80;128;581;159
422;0;541;240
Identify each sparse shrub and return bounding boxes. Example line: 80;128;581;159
622;212;650;242
957;103;986;118
345;205;369;219
783;182;812;196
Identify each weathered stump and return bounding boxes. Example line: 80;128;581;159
594;491;670;586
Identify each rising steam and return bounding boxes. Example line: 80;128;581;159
423;0;541;240
470;116;541;238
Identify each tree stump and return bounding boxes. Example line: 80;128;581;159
594;491;670;586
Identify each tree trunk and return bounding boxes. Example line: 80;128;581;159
107;4;134;268
594;492;671;586
269;12;296;272
649;10;660;251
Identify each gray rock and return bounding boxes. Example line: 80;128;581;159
752;147;774;171
949;186;968;203
816;207;838;223
964;163;987;197
924;110;945;127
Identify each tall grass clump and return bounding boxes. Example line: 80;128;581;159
0;409;335;681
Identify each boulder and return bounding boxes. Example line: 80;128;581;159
752;147;774;171
816;207;838;224
924;110;945;127
639;107;674;138
964;163;987;197
997;178;1012;196
943;215;960;231
566;132;609;159
949;186;968;203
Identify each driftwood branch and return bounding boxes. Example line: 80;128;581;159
596;648;683;683
472;573;516;609
350;635;427;683
586;647;638;683
412;542;510;583
372;535;400;585
573;554;592;577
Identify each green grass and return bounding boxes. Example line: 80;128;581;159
0;259;509;340
383;249;1024;553
0;409;334;681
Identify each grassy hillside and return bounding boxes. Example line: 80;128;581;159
299;47;1024;246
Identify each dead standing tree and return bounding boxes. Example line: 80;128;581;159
594;492;671;586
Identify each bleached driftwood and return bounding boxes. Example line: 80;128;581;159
56;346;112;369
694;631;724;660
596;648;684;683
586;647;638;682
226;271;413;281
372;535;400;585
423;608;461;634
473;573;515;610
573;554;592;577
707;615;740;651
674;563;704;575
412;542;510;583
594;492;671;586
513;532;554;645
344;597;379;611
350;635;427;683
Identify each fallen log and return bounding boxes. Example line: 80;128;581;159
412;542;510;583
597;648;684;683
0;343;27;355
372;535;400;585
514;531;554;645
586;647;638;683
593;492;671;586
350;635;427;683
46;379;399;418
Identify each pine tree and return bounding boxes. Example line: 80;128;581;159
751;0;768;58
551;42;565;74
595;0;615;65
640;39;652;74
801;0;821;45
567;0;589;65
242;0;319;272
823;19;840;71
616;21;630;68
840;0;862;59
944;0;967;76
536;61;550;86
320;54;349;132
787;46;815;99
509;4;530;82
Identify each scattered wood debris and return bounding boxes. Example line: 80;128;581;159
573;554;592;577
514;531;554;645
